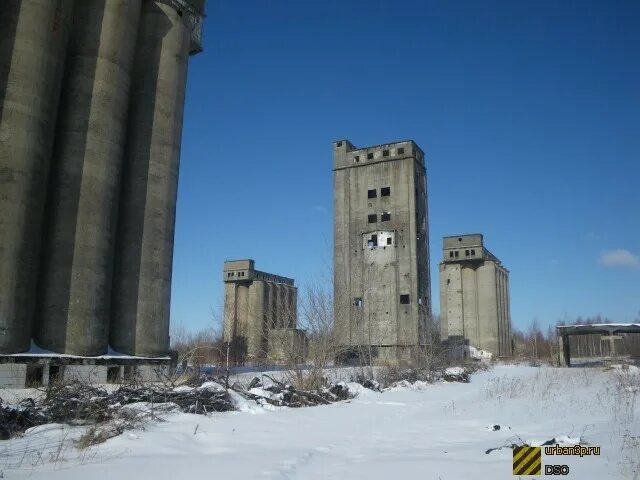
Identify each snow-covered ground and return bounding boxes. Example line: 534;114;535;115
1;364;638;479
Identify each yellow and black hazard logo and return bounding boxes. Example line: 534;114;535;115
513;446;542;475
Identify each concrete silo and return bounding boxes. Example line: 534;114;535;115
111;0;204;357
0;0;72;353
35;0;142;356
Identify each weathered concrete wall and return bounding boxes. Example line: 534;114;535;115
63;365;108;384
36;0;142;356
333;140;431;363
111;0;192;356
0;364;27;388
0;0;72;353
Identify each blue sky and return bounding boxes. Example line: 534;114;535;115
172;0;639;334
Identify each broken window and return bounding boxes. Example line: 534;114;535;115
368;234;378;247
354;156;360;163
397;147;405;154
471;249;475;255
383;149;389;157
367;153;373;160
368;214;377;223
400;294;410;305
381;187;390;196
454;251;459;257
449;251;454;258
381;212;391;222
368;189;377;198
465;249;470;256
353;297;363;307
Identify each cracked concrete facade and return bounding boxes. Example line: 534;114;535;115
333;139;432;364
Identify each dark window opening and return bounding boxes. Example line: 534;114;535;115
449;251;454;258
368;234;378;247
400;294;410;305
354;156;359;163
367;214;377;223
49;365;63;384
397;147;405;154
26;365;43;387
383;149;389;157
381;212;391;222
353;297;363;307
381;187;390;196
107;367;120;384
367;153;373;160
447;279;451;284
367;189;377;198
454;251;459;257
386;237;392;245
337;141;343;147
465;249;470;256
458;237;462;241
471;249;475;255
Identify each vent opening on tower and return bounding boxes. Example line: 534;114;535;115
381;187;390;196
400;294;410;304
368;214;377;223
368;189;377;198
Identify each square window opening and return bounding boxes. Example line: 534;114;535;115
397;147;405;154
381;187;390;196
367;189;377;199
368;234;378;247
367;153;373;160
383;150;389;157
354;156;359;163
386;237;392;245
454;251;459;257
367;214;377;223
465;249;469;256
353;297;363;308
449;251;454;258
337;141;342;147
400;294;410;305
381;212;391;222
471;249;475;255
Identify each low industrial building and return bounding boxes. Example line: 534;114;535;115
223;260;305;363
439;234;513;358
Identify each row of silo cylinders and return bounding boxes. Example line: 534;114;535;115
0;0;203;356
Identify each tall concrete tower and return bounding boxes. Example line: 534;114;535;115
0;0;73;354
333;140;431;364
35;0;143;356
110;0;205;357
439;234;513;358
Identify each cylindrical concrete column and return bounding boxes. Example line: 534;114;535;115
35;0;142;356
0;0;72;353
267;282;276;329
111;1;192;356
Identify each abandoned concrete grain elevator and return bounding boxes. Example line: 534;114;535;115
0;0;205;387
333;140;432;363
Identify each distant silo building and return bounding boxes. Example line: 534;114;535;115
223;260;305;364
439;234;513;358
0;0;205;387
333;140;432;364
